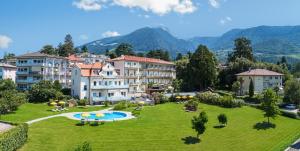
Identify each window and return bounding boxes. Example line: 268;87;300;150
93;93;97;97
72;80;74;85
121;92;126;96
99;92;102;97
99;81;102;85
83;85;87;91
105;81;107;86
94;81;97;86
108;93;114;97
109;81;112;85
119;81;121;85
115;81;117;85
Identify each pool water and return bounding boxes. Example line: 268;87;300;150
73;112;127;120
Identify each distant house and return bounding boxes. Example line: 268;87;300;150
71;62;129;104
236;69;283;95
0;63;17;82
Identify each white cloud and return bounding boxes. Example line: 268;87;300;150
112;0;196;15
79;34;89;40
138;14;150;19
73;0;102;11
102;31;120;38
220;16;232;25
209;0;219;8
0;35;12;49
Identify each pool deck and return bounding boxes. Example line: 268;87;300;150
26;108;135;125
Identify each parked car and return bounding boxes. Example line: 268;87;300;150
285;104;297;110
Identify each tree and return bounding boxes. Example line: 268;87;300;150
249;78;254;97
176;53;183;61
228;37;254;62
0;79;16;91
28;80;63;103
146;49;170;61
284;79;300;105
217;114;227;126
40;45;56;55
188;45;217;90
115;43;135;57
57;34;75;57
191;111;208;138
53;80;62;91
175;56;190;91
261;89;280;124
172;79;182;92
232;81;241;96
0;90;27;115
3;52;15;60
81;46;89;53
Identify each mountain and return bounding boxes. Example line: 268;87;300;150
81;26;300;62
81;27;194;56
191;25;300;55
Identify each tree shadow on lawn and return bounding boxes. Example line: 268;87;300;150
253;121;276;130
181;136;200;145
213;125;225;129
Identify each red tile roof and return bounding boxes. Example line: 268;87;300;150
66;54;84;62
110;55;174;65
236;69;284;76
75;62;103;77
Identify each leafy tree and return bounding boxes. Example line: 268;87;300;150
115;43;135;57
228;37;254;62
53;80;62;91
3;52;15;60
172;79;182;92
0;79;16;91
188;45;217;90
261;89;280;124
81;46;89;53
0;90;27;115
146;49;170;61
57;34;75;57
175;56;189;91
191;111;208;138
232;81;241;96
249;79;254;97
28;80;63;103
284;79;300;105
176;53;183;61
40;45;56;55
217;114;227;126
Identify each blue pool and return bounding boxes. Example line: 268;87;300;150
73;112;127;120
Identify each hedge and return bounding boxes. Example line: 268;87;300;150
196;92;244;108
0;122;28;151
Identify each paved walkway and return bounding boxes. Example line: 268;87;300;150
0;122;13;133
26;107;114;125
285;138;300;151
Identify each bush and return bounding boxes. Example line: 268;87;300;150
244;94;263;104
73;141;92;151
132;110;141;116
218;114;228;126
113;101;128;110
196;91;243;108
152;92;169;104
0;91;27;114
0;123;28;151
184;98;199;111
78;99;88;106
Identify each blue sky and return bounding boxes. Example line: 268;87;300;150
1;0;300;56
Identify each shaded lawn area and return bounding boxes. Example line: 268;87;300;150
19;103;300;151
0;103;107;123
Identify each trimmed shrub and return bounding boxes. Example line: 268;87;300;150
196;92;243;108
78;99;88;106
0;123;28;151
184;98;199;111
152;92;169;104
245;94;263;104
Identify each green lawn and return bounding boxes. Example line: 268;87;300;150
18;103;300;151
0;103;106;123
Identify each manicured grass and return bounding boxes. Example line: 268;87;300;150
0;103;107;123
19;103;300;151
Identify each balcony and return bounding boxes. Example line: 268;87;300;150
92;96;130;102
91;85;129;90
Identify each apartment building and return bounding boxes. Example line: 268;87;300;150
0;63;17;82
236;69;283;95
71;62;129;104
67;53;108;65
110;55;176;93
16;52;70;90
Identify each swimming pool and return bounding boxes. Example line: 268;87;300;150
73;112;128;121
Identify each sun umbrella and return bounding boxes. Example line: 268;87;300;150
81;113;90;117
188;96;194;99
138;101;145;105
182;96;187;99
50;102;57;106
176;96;181;99
58;101;65;105
96;113;104;117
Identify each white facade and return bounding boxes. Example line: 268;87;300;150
236;69;283;95
16;52;70;90
71;62;129;104
0;63;17;82
110;55;176;93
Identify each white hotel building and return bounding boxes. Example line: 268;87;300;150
71;62;129;104
110;55;176;93
16;52;70;90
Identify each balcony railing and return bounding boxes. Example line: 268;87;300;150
91;85;129;89
92;96;130;102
